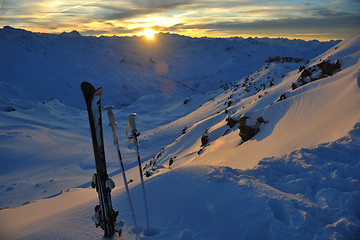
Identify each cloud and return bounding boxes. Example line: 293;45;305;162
97;7;161;21
132;0;194;9
171;13;360;40
0;0;359;39
184;15;360;30
88;0;195;21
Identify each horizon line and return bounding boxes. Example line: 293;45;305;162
1;25;345;42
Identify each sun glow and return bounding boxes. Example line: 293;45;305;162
138;29;158;40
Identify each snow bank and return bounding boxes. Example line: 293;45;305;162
0;188;98;239
1;123;358;239
136;124;359;240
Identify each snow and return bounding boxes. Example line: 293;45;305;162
0;26;359;239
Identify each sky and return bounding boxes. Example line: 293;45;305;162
0;0;359;40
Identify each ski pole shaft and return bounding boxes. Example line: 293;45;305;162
128;113;150;231
104;106;139;231
134;135;150;231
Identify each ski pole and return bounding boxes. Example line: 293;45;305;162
104;106;141;233
126;113;150;232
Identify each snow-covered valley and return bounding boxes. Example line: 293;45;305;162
0;26;359;239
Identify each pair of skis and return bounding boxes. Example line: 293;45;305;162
81;82;151;237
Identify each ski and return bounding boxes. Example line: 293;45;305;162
81;82;120;238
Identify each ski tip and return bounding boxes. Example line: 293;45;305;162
81;82;103;106
81;82;103;96
81;81;95;97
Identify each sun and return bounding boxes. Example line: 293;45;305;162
138;29;158;40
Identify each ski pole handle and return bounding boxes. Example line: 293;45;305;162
104;105;118;146
128;113;137;134
126;113;138;143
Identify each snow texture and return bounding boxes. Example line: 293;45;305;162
0;26;359;239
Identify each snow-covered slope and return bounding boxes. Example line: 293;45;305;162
0;26;340;208
1;124;359;239
0;27;359;239
148;35;360;170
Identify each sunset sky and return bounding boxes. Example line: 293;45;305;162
1;0;359;40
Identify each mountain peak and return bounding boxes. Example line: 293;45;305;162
60;30;82;37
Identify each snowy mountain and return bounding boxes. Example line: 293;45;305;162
0;26;338;109
0;26;359;239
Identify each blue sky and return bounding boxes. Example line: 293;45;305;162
0;0;359;40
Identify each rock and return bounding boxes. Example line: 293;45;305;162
169;158;174;167
201;134;209;147
277;93;287;102
238;115;260;142
318;60;341;76
296;60;342;87
226;117;238;128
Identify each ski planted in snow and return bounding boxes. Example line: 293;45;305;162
81;81;121;237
